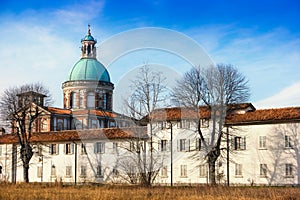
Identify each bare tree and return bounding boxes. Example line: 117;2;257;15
123;65;166;185
172;64;250;185
0;83;52;182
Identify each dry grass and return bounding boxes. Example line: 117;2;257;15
0;183;299;200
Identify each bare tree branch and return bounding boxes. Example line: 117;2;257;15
172;64;250;185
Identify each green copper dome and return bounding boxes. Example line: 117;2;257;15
67;58;110;82
82;35;95;41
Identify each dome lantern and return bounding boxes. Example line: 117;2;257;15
81;24;97;59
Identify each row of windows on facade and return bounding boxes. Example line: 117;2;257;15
0;134;294;158
36;164;115;178
68;92;111;110
46;142;119;155
157;137;245;152
156;119;209;130
159;163;295;178
258;135;294;149
1;161;294;178
157;134;294;153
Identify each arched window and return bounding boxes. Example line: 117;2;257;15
71;92;77;108
87;92;95;108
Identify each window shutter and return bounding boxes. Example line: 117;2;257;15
71;143;75;154
177;140;180;151
103;143;105;153
231;136;235;150
187;139;190;152
94;143;97;154
56;144;59;155
199;139;202;150
49;145;51;154
167;140;171;152
243;137;246;150
63;144;66;154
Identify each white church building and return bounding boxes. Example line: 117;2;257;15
0;27;299;186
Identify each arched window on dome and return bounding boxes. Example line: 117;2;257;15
87;92;95;108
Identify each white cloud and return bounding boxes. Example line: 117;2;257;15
189;25;300;103
0;1;106;107
53;0;105;26
255;82;300;108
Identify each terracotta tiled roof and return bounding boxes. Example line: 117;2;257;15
46;107;71;115
90;110;118;118
149;107;211;121
0;127;147;144
143;103;255;122
226;107;300;125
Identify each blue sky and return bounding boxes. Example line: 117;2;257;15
0;0;299;110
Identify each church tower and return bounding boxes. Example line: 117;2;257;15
62;25;114;112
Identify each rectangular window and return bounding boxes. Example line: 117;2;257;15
65;143;74;155
66;166;72;177
285;164;293;177
158;121;166;130
259;136;266;149
285;135;292;148
199;164;207;177
97;164;103;177
51;165;56;176
95;142;105;154
37;166;42;178
161;166;168;177
180;139;185;151
81;143;87;155
49;144;59;155
80;165;87;177
233;137;246;150
260;164;268;177
235;164;243;176
129;141;135;152
178;139;190;152
113;142;118;154
160;140;167;152
180;120;190;129
180;165;187;177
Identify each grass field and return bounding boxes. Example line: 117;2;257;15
0;183;299;200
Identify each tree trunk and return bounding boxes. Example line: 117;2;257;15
208;160;216;185
23;163;30;183
21;144;33;183
207;148;220;186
